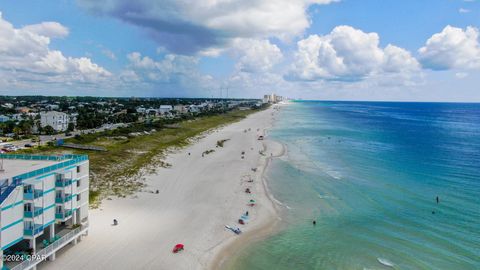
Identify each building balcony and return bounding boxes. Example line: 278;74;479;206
24;190;43;200
55;194;72;203
55;209;73;220
24;224;43;236
55;179;73;187
10;222;89;270
24;207;43;218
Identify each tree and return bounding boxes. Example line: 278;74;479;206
20;121;32;135
13;126;22;138
35;121;42;134
43;125;55;135
67;122;75;132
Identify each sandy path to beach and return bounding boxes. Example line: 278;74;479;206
39;107;283;270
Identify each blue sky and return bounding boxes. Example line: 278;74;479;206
0;0;479;100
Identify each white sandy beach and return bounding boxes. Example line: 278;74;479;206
39;106;284;270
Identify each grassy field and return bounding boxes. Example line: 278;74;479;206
20;108;263;207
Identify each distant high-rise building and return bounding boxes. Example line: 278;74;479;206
263;93;283;104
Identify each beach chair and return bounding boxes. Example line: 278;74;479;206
42;239;49;247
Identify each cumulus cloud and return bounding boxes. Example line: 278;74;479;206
77;0;337;54
126;52;200;82
232;39;283;73
287;25;419;81
418;25;480;70
0;12;110;89
22;21;69;38
383;44;420;73
121;52;215;95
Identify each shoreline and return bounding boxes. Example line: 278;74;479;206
210;137;287;270
38;105;287;270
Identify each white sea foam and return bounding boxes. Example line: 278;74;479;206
317;194;338;200
377;258;395;268
271;195;292;210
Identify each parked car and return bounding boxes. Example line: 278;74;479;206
2;144;20;152
24;143;33;148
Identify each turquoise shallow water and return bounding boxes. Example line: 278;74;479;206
230;101;480;270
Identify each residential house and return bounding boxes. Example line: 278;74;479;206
45;104;60;111
0;115;10;123
159;105;173;115
173;105;188;114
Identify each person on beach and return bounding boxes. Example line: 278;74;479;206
113;219;118;225
313;220;316;226
436;196;439;204
246;211;249;216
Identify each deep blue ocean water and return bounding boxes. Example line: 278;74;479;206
231;101;480;270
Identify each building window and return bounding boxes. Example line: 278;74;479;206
24;203;32;212
24;221;33;229
77;179;81;187
24;185;33;193
77;194;81;201
77;166;81;173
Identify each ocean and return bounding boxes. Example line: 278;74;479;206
230;101;480;270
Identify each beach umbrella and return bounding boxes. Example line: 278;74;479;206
172;244;184;253
249;199;255;203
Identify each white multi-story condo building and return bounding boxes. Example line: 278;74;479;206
0;154;89;270
40;112;70;132
263;93;283;104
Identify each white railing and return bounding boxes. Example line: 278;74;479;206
11;223;89;270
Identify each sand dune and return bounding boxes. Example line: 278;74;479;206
39;107;283;270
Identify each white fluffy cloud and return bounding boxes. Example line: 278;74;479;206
0;12;110;89
288;25;420;81
232;39;283;73
418;25;480;70
78;0;337;54
121;52;215;96
22;21;69;38
125;52;200;82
